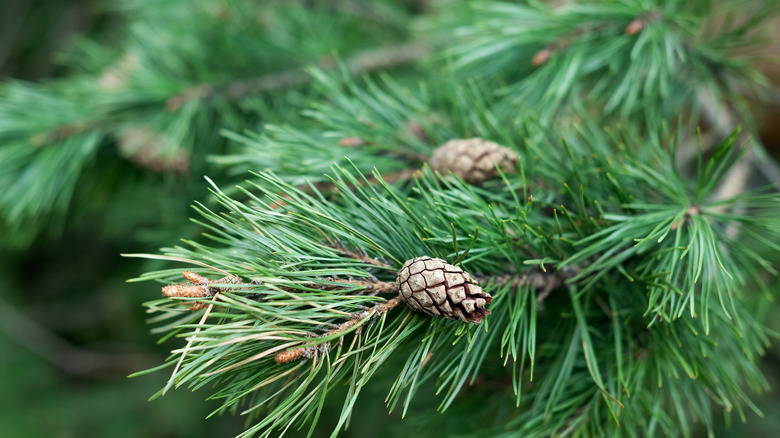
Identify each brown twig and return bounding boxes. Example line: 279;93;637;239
532;10;661;67
281;278;398;296
478;265;579;303
531;23;607;67
275;278;398;299
275;296;402;364
167;42;431;109
325;237;396;270
32;43;430;145
30;120;101;147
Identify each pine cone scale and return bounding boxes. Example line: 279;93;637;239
428;284;447;305
448;285;466;304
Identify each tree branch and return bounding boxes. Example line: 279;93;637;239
325;237;396;270
168;42;432;109
274;296;402;364
478;266;579;303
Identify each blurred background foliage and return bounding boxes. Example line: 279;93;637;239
2;0;780;437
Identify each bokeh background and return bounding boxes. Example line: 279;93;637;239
2;1;780;437
0;2;241;435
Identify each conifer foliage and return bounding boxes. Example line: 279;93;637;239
111;0;780;436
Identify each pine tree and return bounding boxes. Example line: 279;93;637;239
65;0;780;436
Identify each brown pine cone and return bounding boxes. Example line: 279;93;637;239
429;138;518;184
396;256;493;323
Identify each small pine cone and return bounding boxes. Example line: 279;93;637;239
430;138;518;184
396;256;493;323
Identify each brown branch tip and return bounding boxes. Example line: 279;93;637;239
162;271;242;311
625;10;661;35
532;47;553;66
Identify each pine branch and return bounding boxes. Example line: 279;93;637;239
133;147;763;434
0;0;423;248
274;296;401;364
478;265;579;303
135;125;780;434
325;237;396;270
439;0;777;124
118;2;780;436
168;42;431;109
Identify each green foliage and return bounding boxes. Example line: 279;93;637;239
134;119;780;436
129;1;780;433
436;0;776;125
3;0;772;436
212;70;527;183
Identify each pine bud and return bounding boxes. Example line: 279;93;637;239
339;137;364;146
625;18;644;35
532;48;552;66
430;138;518;184
162;283;209;298
396;256;493;323
182;270;210;285
162;272;243;310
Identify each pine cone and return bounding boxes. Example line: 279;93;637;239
396;256;493;323
429;138;518;184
